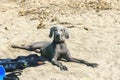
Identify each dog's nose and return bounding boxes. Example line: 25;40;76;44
56;34;60;38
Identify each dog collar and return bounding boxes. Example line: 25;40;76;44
53;40;64;44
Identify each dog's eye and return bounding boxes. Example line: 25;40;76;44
54;29;57;31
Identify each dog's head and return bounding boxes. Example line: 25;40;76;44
49;25;69;42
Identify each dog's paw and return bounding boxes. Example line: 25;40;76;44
34;49;41;53
60;65;68;71
88;63;98;68
11;45;17;48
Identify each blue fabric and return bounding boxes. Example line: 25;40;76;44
0;65;6;80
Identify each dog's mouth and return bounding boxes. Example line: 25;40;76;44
55;37;64;42
54;34;65;42
58;39;64;42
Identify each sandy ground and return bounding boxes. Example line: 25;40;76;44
0;0;120;80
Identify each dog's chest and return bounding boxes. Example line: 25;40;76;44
56;44;67;53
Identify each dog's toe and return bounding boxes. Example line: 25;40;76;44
63;66;68;71
87;63;98;68
60;66;68;71
91;63;98;68
11;45;15;47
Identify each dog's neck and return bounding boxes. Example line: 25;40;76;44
52;40;65;44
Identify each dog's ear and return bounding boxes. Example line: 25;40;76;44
64;28;69;39
49;27;55;38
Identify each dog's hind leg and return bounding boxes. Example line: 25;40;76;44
11;41;50;52
11;45;35;51
11;45;42;53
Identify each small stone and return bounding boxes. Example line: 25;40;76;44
5;27;8;30
84;27;89;31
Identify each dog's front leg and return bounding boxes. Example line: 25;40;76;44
65;50;98;68
51;52;68;71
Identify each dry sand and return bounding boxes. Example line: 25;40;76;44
0;0;120;80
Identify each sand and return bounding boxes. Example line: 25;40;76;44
0;0;120;80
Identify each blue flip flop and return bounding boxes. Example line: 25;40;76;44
0;65;6;80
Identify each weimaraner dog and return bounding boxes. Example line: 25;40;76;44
11;25;98;71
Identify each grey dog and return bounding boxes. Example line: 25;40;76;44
11;25;98;71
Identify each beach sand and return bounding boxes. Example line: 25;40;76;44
0;0;120;80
